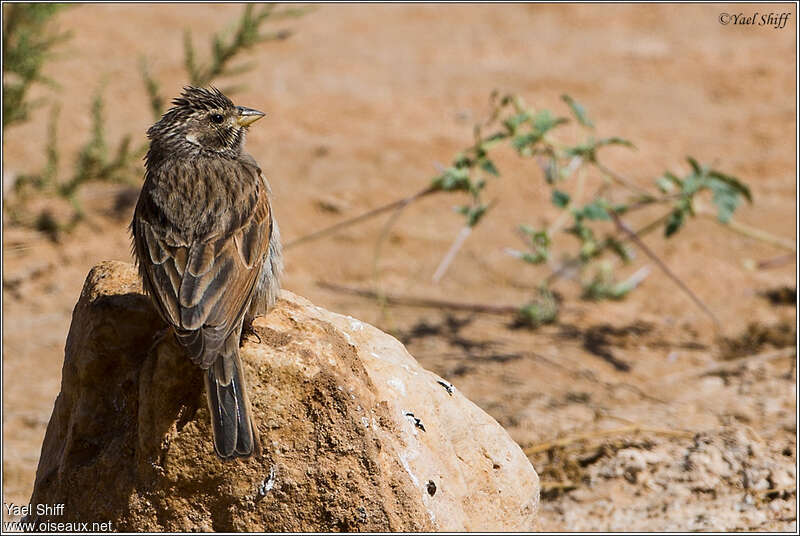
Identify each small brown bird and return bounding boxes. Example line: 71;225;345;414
131;87;282;459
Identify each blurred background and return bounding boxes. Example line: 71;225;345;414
2;3;796;530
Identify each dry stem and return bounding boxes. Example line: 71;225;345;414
432;225;472;283
610;210;721;330
316;281;521;315
662;346;797;383
695;207;796;253
284;185;438;249
524;425;695;456
540;481;578;492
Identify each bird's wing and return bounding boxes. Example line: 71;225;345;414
133;173;272;369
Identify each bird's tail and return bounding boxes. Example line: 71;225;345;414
203;333;259;459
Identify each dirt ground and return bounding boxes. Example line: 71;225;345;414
2;4;797;531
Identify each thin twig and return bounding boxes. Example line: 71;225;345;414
610;210;721;330
371;196;415;328
316;281;521;315
285;186;438;249
662;346;797;383
547;157;585;236
753;484;797;496
544;210;672;286
624;192;685;213
695;208;796;252
432;225;472;283
540;481;578;492
527;351;668;404
524;425;695;456
594;161;654;197
757;253;795;270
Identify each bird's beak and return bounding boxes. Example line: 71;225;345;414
236;106;266;127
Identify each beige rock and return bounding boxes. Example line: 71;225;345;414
26;261;539;532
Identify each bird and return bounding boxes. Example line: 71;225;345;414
130;86;282;459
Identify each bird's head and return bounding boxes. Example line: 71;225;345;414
147;86;265;159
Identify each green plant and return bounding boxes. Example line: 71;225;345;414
2;3;71;129
11;86;141;237
136;3;312;122
8;4;310;239
581;263;650;301
291;91;793;329
183;4;309;90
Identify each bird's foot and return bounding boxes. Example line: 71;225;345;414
241;318;262;345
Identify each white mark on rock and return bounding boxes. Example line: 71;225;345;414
361;416;370;429
347;316;365;332
341;330;356;347
258;466;276;496
387;378;406;396
426;505;437;525
398;451;420;487
399;449;436;525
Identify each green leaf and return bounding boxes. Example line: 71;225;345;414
708;169;752;203
595;137;636;149
665;207;686;237
468;178;487;198
606;236;633;262
511;132;541;153
708;180;741;223
543;157;559;184
456;203;490;227
612;203;629;214
432;167;471;192
582;266;645;301
515;288;558;328
579;240;599;259
580;200;610;220
566;217;600;260
483;131;507;144
551;189;571;208
662;171;683;186
479;158;499;176
532;109;568;135
522;252;547;264
452;152;471;168
687;156;703;175
564;142;593;159
508;249;549;264
563;136;633;160
561;94;594;128
656;175;675;193
503;111;531;132
681;173;703;197
516;225;551;263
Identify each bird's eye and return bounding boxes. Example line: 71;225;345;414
210;113;224;124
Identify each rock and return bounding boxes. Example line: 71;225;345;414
26;261;539;532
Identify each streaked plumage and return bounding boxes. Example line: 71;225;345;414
131;86;282;459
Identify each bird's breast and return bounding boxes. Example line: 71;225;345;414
146;157;260;242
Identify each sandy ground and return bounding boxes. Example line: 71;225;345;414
2;3;797;531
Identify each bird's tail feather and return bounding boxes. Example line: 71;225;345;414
204;336;259;459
